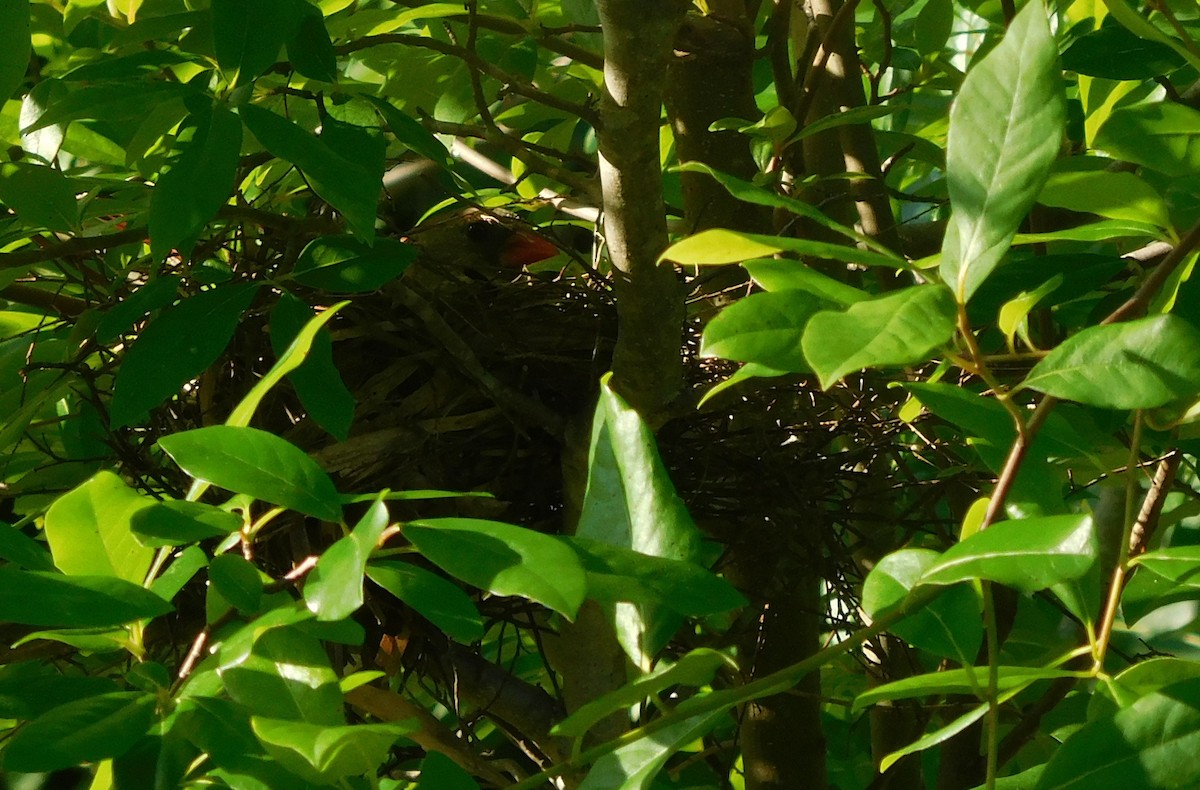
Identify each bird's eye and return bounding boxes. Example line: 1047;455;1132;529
465;220;490;242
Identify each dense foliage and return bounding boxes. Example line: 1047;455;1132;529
4;0;1200;788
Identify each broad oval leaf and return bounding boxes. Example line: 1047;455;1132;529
862;548;982;663
43;470;154;582
366;561;483;644
149;107;243;262
921;515;1097;593
1062;23;1184;80
0;162;78;232
1095;102;1200;176
158;426;342;522
700;290;820;372
802;284;956;389
1035;677;1200;789
110;282;260;427
743;258;869;304
209;554;265;614
285;0;338;82
0;1;31;106
305;497;390;621
1038;168;1169;229
219;623;344;726
130;499;242;547
404;518;586;619
0;567;173;627
939;0;1066;302
251;717;415;785
291;235;417;292
2;692;157;773
1022;314;1200;409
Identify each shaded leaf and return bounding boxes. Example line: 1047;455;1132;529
1022;315;1200;409
0;162;78;232
2;692;156;773
210;0;290;86
291;235;417;292
286;0;338;82
130;500;242;547
251;717;414;784
1095;102;1200;176
0;1;30;105
700;290;820;372
0;567;172;627
268;293;355;441
366;561;483;644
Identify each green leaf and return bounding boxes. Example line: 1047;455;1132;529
366;561;483;644
577;711;725;790
0;1;30;105
662;228;903;269
802;285;956;389
149;107;243;262
1096;102;1200;177
240;103;378;240
211;0;290;86
291;235;417;292
920;515;1097;593
0;162;78;232
554;648;734;739
0;670;119;720
149;545;208;602
209;554;264;613
697;362;788;408
939;0;1065;302
855;666;1081;710
700;290;820;371
268;294;354;441
130;500;242;547
95;276;182;345
404;518;586;619
219;622;344;725
229;298;348;429
1038;168;1169;229
881;700;993;773
0;567;172;627
110;282;260;427
43;470;154;583
286;0;338;82
0;522;54;571
862;549;982;663
158;426;343;522
1062;22;1184;80
2;692;156;773
1012;219;1166;245
1022;315;1200;409
305;497;390;621
742;259;869;304
416;752;481;790
574;376;716;666
251;717;415;784
1130;545;1200;583
1035;677;1200;789
21;81;196;133
369;96;453;167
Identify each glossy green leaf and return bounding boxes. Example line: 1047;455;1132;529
369;96;453;167
802;285;956;389
404;518;586;619
2;692;156;773
1022;315;1200;409
291;235;417;292
416;751;481;790
286;0;338;82
21;81;195;133
855;666;1080;711
240;104;378;240
210;554;264;613
1038;169;1169;229
251;717;415;784
149;545;208;602
211;0;290;86
1095;102;1200;176
697;362;788;408
305;497;390;621
939;0;1065;302
1035;677;1200;789
230;298;348;429
742;258;869;304
881;700;992;773
219;623;344;725
366;561;483;644
700;290;820;371
862;549;982;663
1130;545;1200;583
0;1;30;105
921;515;1097;593
577;710;725;790
158;426;342;522
0;567;172;627
130;500;241;547
574;376;715;667
554;648;734;739
660;228;781;266
1012;219;1166;245
0;162;78;232
267;294;354;440
0;670;118;720
110;282;260;427
149;107;243;262
43;470;154;583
